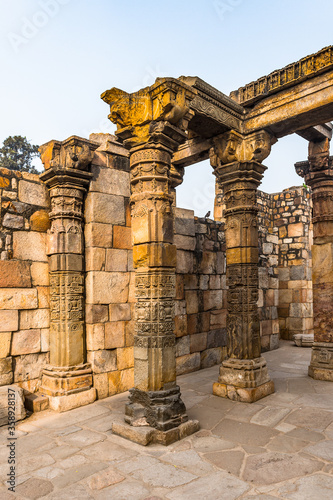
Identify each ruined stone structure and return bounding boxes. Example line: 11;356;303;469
1;45;333;445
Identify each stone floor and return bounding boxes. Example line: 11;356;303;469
1;340;333;499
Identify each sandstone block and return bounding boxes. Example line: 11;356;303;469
175;314;187;337
0;288;38;310
176;336;190;357
0;332;11;358
207;328;227;348
0;356;13;385
105;321;125;349
119;368;134;392
199;252;217;274
14;353;49;382
203;290;223;311
85;222;113;248
199;275;209;290
37;286;50;308
24;392;49;412
109;303;131;322
85;304;109;324
201;347;222;368
90;165;130;197
176;353;200;375
2;213;24;228
113;226;132;249
93;372;109;399
86;323;105;351
11;329;41;355
174;234;196;251
87;350;117;374
86;271;129;304
30;262;49;286
85;192;125;225
0;310;18;332
175;208;195;236
108;370;121;395
20;309;49;329
18;180;49;207
105;248;128;271
0;385;26;426
288;223;304;237
209;275;221;290
40;328;50;352
29;210;50;232
13;232;47;262
117;347;134;370
176;250;194;274
190;332;207;353
210;309;227;328
290;265;306;280
0;260;31;288
185;290;199;314
85;247;106;271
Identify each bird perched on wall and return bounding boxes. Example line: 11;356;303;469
204;211;211;218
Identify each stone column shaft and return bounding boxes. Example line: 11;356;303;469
296;138;333;380
39;137;97;410
211;131;275;402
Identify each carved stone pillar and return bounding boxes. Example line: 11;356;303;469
295;138;333;381
211;130;275;402
102;79;200;442
39;136;97;411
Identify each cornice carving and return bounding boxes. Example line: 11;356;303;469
231;45;333;106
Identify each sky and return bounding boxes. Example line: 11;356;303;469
1;0;333;216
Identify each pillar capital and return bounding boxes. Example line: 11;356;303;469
101;78;196;149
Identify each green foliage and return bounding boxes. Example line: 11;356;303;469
0;135;40;174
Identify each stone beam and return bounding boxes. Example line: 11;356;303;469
172;137;212;167
242;69;333;138
297;122;333;142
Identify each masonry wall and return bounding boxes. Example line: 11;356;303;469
0;168;50;391
0;152;313;399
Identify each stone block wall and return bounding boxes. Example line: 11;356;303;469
0;168;50;391
272;187;313;340
174;209;227;376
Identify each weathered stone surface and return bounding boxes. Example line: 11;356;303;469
90;165;130;197
11;329;41;355
86;272;129;304
13;353;49;382
242;452;322;485
0;332;11;358
0;310;18;332
85;192;125;224
109;303;131;322
0;356;13;385
86;324;105;351
30;262;49;286
214;419;278;446
0;384;26;426
85;222;113;248
87;350;117;373
47;388;96;412
87;466;125;490
175;208;195;236
105;322;125;349
30;210;50;232
277;473;333;500
13;232;47;262
18;180;49;207
113;226;132;249
203;449;245;475
0;288;38;310
85;304;109;324
285;407;333;431
117;347;134;370
105;248;128;271
2;213;24;228
176;353;200;375
20;309;49;329
200;348;222;368
15;477;54;499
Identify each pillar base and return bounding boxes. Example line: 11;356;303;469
40;363;93;397
47;387;96;412
112;418;200;446
124;386;188;431
308;342;333;381
213;356;274;402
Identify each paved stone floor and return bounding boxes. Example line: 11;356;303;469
1;341;333;499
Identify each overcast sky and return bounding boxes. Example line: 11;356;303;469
1;0;332;215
